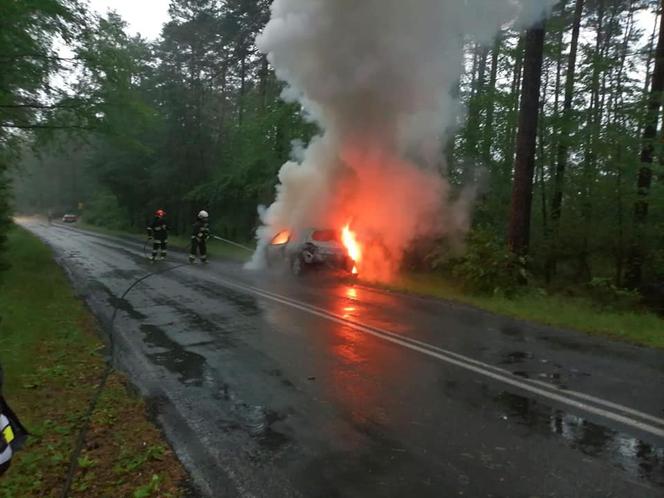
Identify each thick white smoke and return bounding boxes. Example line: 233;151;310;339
249;0;555;280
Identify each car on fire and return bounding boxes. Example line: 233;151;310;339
266;228;357;277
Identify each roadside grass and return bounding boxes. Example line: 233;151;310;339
77;219;663;349
385;273;664;349
0;226;186;497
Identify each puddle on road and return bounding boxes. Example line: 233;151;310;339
243;405;290;452
502;351;533;364
499;350;592;390
495;391;664;487
214;395;292;455
107;295;148;320
141;324;205;386
500;324;525;339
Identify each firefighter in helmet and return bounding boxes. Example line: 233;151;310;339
189;210;210;264
147;209;168;262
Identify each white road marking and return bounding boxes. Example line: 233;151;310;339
213;276;664;440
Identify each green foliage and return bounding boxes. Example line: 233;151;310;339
0;0;82;116
82;191;131;230
433;229;526;296
133;474;165;498
386;272;664;349
585;277;641;311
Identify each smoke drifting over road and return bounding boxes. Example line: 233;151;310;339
249;0;555;280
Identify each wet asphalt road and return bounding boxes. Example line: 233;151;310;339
21;219;664;498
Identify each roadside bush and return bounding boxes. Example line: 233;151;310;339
585;277;641;311
82;192;131;231
432;228;526;296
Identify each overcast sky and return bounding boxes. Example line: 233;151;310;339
88;0;171;39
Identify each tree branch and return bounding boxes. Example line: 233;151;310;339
0;102;103;110
0;54;78;62
0;123;94;130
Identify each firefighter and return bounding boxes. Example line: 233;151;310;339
147;209;168;262
0;364;28;476
189;210;210;264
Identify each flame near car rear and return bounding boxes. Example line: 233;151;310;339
341;224;361;275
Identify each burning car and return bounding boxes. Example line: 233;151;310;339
266;228;358;277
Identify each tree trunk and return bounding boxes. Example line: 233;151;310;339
578;0;606;282
544;19;565;284
508;22;546;257
626;0;664;287
538;59;550;237
550;0;584;226
483;34;502;162
609;2;636;285
505;35;525;172
466;44;489;157
238;50;247;127
259;54;269;111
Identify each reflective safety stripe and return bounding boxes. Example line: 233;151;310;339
0;415;13;465
0;415;13;444
2;425;14;444
0;445;11;466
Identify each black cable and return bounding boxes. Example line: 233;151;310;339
60;261;188;498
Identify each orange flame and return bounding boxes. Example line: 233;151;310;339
341;224;361;274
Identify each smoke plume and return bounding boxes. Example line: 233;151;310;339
249;0;555;280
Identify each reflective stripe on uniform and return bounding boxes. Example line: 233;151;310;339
2;425;14;444
0;415;13;444
0;415;13;465
0;445;11;466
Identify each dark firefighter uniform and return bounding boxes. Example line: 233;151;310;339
189;211;210;263
0;364;28;476
147;210;168;262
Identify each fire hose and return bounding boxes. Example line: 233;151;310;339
211;234;253;253
60;261;188;498
62;234;252;496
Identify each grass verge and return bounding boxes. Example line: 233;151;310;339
385;273;664;349
0;226;186;497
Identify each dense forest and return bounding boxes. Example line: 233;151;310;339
2;0;664;300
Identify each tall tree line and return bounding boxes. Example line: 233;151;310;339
7;0;664;292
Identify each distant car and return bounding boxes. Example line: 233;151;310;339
61;214;78;223
266;228;356;276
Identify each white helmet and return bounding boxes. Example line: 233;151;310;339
198;210;209;219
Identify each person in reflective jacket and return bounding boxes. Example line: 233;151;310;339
147;209;168;262
189;210;210;264
0;363;28;476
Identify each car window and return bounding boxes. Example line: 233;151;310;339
312;230;339;242
271;230;290;245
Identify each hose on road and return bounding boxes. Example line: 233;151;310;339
61;231;252;497
60;261;188;498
